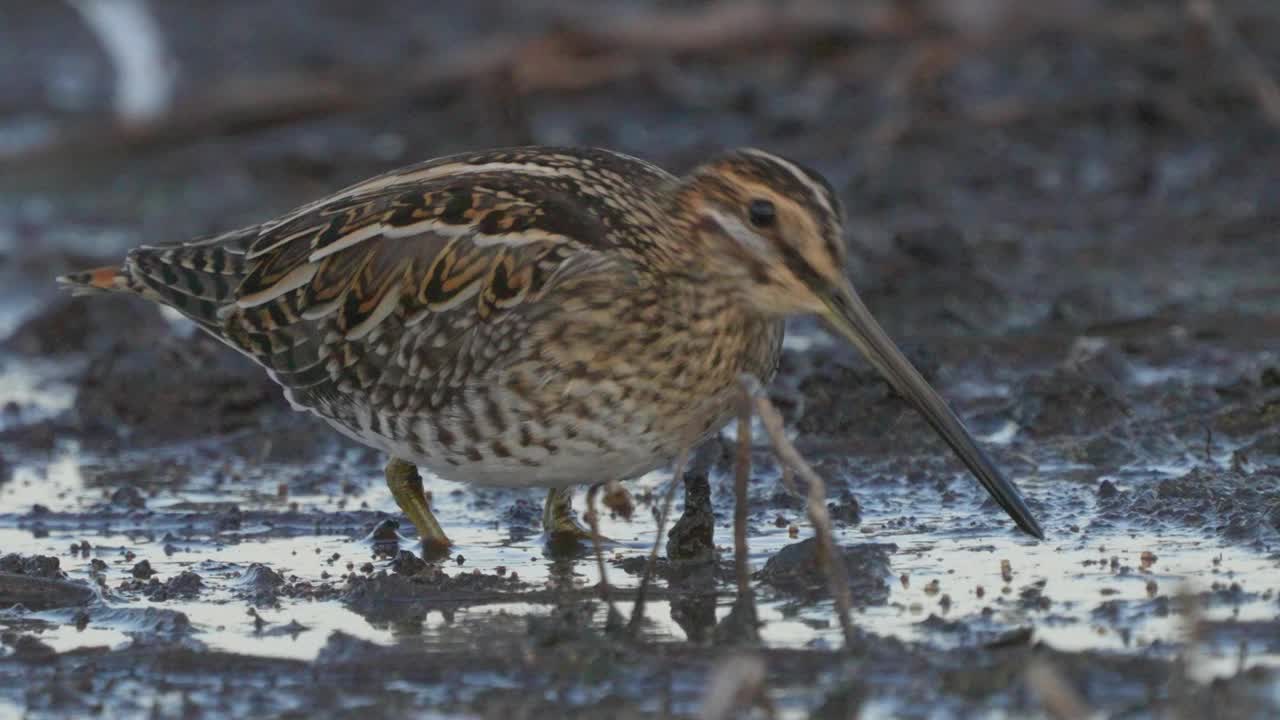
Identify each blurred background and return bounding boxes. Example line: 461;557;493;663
0;2;1278;718
2;0;1275;340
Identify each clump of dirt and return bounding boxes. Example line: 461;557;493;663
343;567;528;622
667;469;716;562
109;485;147;509
0;554;94;610
499;498;542;539
1011;367;1132;439
826;489;861;525
235;563;286;605
120;570;206;601
755;538;895;605
389;549;429;576
789;349;919;444
0;632;58;661
1096;467;1280;539
613;553;729;594
0;553;65;579
1214;395;1280;463
3;294;170;357
72;333;282;446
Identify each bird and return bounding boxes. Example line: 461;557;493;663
59;145;1044;551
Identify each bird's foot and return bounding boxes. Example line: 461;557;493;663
385;457;452;558
542;487;606;551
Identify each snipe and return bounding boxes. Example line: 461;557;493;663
60;146;1044;550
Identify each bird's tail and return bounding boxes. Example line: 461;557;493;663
56;226;257;331
55;265;137;296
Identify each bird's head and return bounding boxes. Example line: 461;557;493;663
675;148;1044;540
677;148;849;317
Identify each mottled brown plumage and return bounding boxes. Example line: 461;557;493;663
61;145;1043;549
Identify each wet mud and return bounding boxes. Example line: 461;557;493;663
1;1;1278;717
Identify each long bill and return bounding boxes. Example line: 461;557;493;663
822;284;1045;540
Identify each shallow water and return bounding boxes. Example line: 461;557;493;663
2;396;1277;712
3;1;1280;716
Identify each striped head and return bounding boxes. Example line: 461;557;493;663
676;148;847;317
677;148;1045;540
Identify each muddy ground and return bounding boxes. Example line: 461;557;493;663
0;1;1278;718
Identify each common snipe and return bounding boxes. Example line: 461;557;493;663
60;146;1044;550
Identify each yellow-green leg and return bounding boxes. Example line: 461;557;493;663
385;458;450;551
543;487;592;541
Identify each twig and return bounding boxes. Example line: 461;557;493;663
700;654;775;720
1026;659;1094;720
740;374;858;651
1171;583;1205;720
1188;0;1280;127
627;450;688;637
733;390;756;610
585;483;621;628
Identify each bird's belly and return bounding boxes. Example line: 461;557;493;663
417;446;671;489
317;388;705;490
315;371;757;490
309;303;784;490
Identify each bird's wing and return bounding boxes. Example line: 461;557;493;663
127;167;630;415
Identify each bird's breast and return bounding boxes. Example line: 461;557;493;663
312;281;784;488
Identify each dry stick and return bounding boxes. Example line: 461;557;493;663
740;374;858;651
1025;660;1093;720
1189;0;1280;128
700;654;774;720
733;391;757;614
627;450;689;637
1172;583;1205;720
585;483;620;625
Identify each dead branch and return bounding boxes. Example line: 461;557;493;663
1026;660;1094;720
1188;0;1280;128
733;389;757;612
740;374;858;652
627;450;688;637
585;483;621;629
700;654;775;720
1172;583;1206;720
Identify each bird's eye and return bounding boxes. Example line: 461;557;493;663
747;199;776;228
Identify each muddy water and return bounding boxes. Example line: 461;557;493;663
2;1;1279;718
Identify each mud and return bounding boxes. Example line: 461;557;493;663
755;538;896;606
1;1;1279;718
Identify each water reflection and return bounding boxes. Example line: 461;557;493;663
1;454;1277;689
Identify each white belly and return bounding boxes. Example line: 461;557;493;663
318;405;692;489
